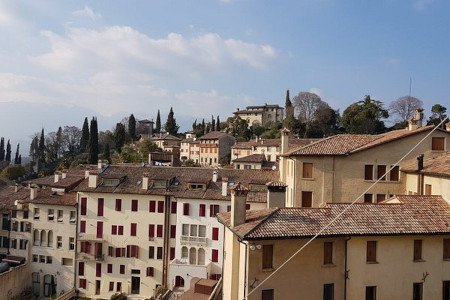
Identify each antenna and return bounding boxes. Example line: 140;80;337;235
409;77;412;98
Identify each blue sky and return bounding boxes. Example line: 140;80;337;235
0;0;449;154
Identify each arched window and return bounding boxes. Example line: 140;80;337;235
32;272;40;297
197;248;205;265
189;248;197;265
43;274;56;297
33;230;40;246
181;246;188;259
47;230;53;247
40;230;46;247
175;276;184;288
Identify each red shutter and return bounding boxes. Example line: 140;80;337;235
183;203;190;216
157;225;163;238
212;227;219;240
78;262;85;276
212;249;219;262
171;201;177;214
170;225;176;238
80;220;86;233
107;264;112;273
132;200;138;211
96;221;103;238
115;248;121;257
131;223;137;236
80;197;87;215
115;199;122;211
96;263;101;277
149;224;155;238
135;245;140;258
158;201;164;213
199;204;206;217
97;198;104;216
111;225;117;235
210;205;214;217
170;247;175;260
118;226;123;235
85;242;91;254
149;201;156;212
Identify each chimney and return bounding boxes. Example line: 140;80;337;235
84;170;90;178
230;183;249;228
212;170;218;182
142;172;149;190
61;170;67;179
30;186;38;200
446;122;450;132
54;171;61;183
148;153;153;166
88;174;98;188
266;182;287;208
281;128;290;154
221;177;228;197
98;160;103;171
14;184;18;193
414;108;424;128
417;154;424;171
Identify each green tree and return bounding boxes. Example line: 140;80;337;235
227;117;251;141
56;126;63;158
80;117;90;153
88;117;99;164
1;165;26;181
5;140;11;162
103;143;111;163
29;136;39;164
211;115;216;132
138;139;161;160
165;107;179;135
427;104;448;127
114;123;126;153
14;143;20;164
0;137;4;161
201;119;206;135
283;89;297;131
155;110;161;134
128;114;137;140
341;95;389;134
38;128;45;164
216;116;221;131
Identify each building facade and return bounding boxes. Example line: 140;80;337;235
233;104;284;127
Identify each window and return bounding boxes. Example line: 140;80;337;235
146;267;154;277
131;200;138;212
444;239;450;259
210;205;220;217
157;247;163;259
303;162;313;178
171;201;177;214
19;239;27;250
112;225;117;235
118;226;124;235
183;203;190;215
170;225;176;239
432;137;445;150
48;209;54;221
115;199;122;211
33;208;40;220
425;184;432;195
323;284;334;300
78;262;85;276
212;227;219;241
390;166;399;181
364;194;373;203
95;263;101;277
149;224;155;239
109;282;114;292
80;220;86;233
413;282;423;300
62;258;73;266
131;223;137;236
367;241;377;263
69;211;76;224
377;165;386;180
211;249;219;262
199;204;206;217
157;225;163;238
376;194;385;203
57;236;62;249
119;265;125;274
414;240;422;261
262;245;273;269
57;210;63;222
69;237;75;250
97;198;104;216
262;289;274;300
364;165;374;180
149;201;156;212
157;201;164;213
246;204;251;210
10;239;17;249
40;255;45;263
46;256;52;264
80;198;87;215
33;254;38;262
324;242;333;265
365;286;377;300
170;247;175;260
190;225;197;237
149;246;155;259
117;282;122;292
443;281;450;300
97;221;103;238
302;191;312;207
23;210;29;219
126;245;139;258
79;279;86;289
182;224;189;236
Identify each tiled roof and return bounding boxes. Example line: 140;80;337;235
217;195;450;240
0;185;30;211
151;134;181;141
401;152;450;178
232;139;280;149
233;154;266;163
199;131;233;140
22;189;77;206
286;126;444;156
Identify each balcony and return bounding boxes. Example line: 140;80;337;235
180;235;207;247
76;252;104;261
78;233;105;242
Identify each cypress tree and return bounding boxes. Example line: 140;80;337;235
164;107;179;135
14;143;20;164
56;126;63;158
216;116;221;131
88;117;99;164
80;117;90;152
0;137;4;161
211;115;216;132
155;110;161;134
38;128;45;164
128;114;136;140
192;119;197;131
201;119;205;134
114;123;126;153
103;143;111;163
285;89;291;107
18;155;21;165
5;140;11;162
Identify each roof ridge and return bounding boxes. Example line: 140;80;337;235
284;135;337;156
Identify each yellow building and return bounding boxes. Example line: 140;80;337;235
233;104;284;127
218;193;450;300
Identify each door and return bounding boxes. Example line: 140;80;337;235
131;276;140;294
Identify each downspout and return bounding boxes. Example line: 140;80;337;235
238;239;248;299
7;211;11;255
344;237;351;300
74;193;80;293
162;195;171;287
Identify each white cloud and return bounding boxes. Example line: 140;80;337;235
413;0;434;11
0;2;19;26
73;6;102;20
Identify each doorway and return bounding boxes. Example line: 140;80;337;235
131;276;140;294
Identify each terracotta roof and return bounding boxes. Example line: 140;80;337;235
233;109;265;114
286;126;445;156
0;185;30;211
199;131;233;140
401;152;450;178
217;195;450;240
232;139;280;149
233;154;266;163
21;189;77;206
151;134;181;141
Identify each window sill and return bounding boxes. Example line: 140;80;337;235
301;177;315;181
262;268;274;272
322;264;336;268
443;258;450;261
366;261;378;264
413;259;425;263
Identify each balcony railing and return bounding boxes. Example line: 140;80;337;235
78;234;104;241
180;235;207;246
76;252;104;261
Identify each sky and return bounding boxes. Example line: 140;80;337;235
1;0;449;155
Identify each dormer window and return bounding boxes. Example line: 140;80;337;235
189;184;205;190
102;179;120;187
153;180;167;188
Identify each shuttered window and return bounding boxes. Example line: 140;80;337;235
183;203;190;216
78;262;85;276
432;137;445;151
96;221;103;238
366;286;377;300
364;165;373;180
390;166;399;181
96;263;101;277
302;162;313;178
119;265;125;274
80;197;87;215
367;241;377;263
262;289;274;300
210;205;220;217
111;225;117;235
301;191;312;207
157;247;163;259
97;198;104;216
376;194;386;203
323;284;334;300
170;225;176;239
149;201;156;212
146;267;154;277
377;165;386;180
130;223;137;236
364;194;373;203
170;247;175;260
324;242;333;265
157;201;164;213
149;246;155;259
444;239;450;259
211;249;219;263
131;200;138;212
212;227;219;241
199;204;206;217
149;224;155;238
79;279;86;289
262;245;273;269
115;199;121;211
80;220;86;233
414;240;422;261
425;184;432;195
118;226;123;235
107;264;112;273
156;225;163;238
171;201;177;214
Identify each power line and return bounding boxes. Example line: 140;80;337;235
245;118;449;298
